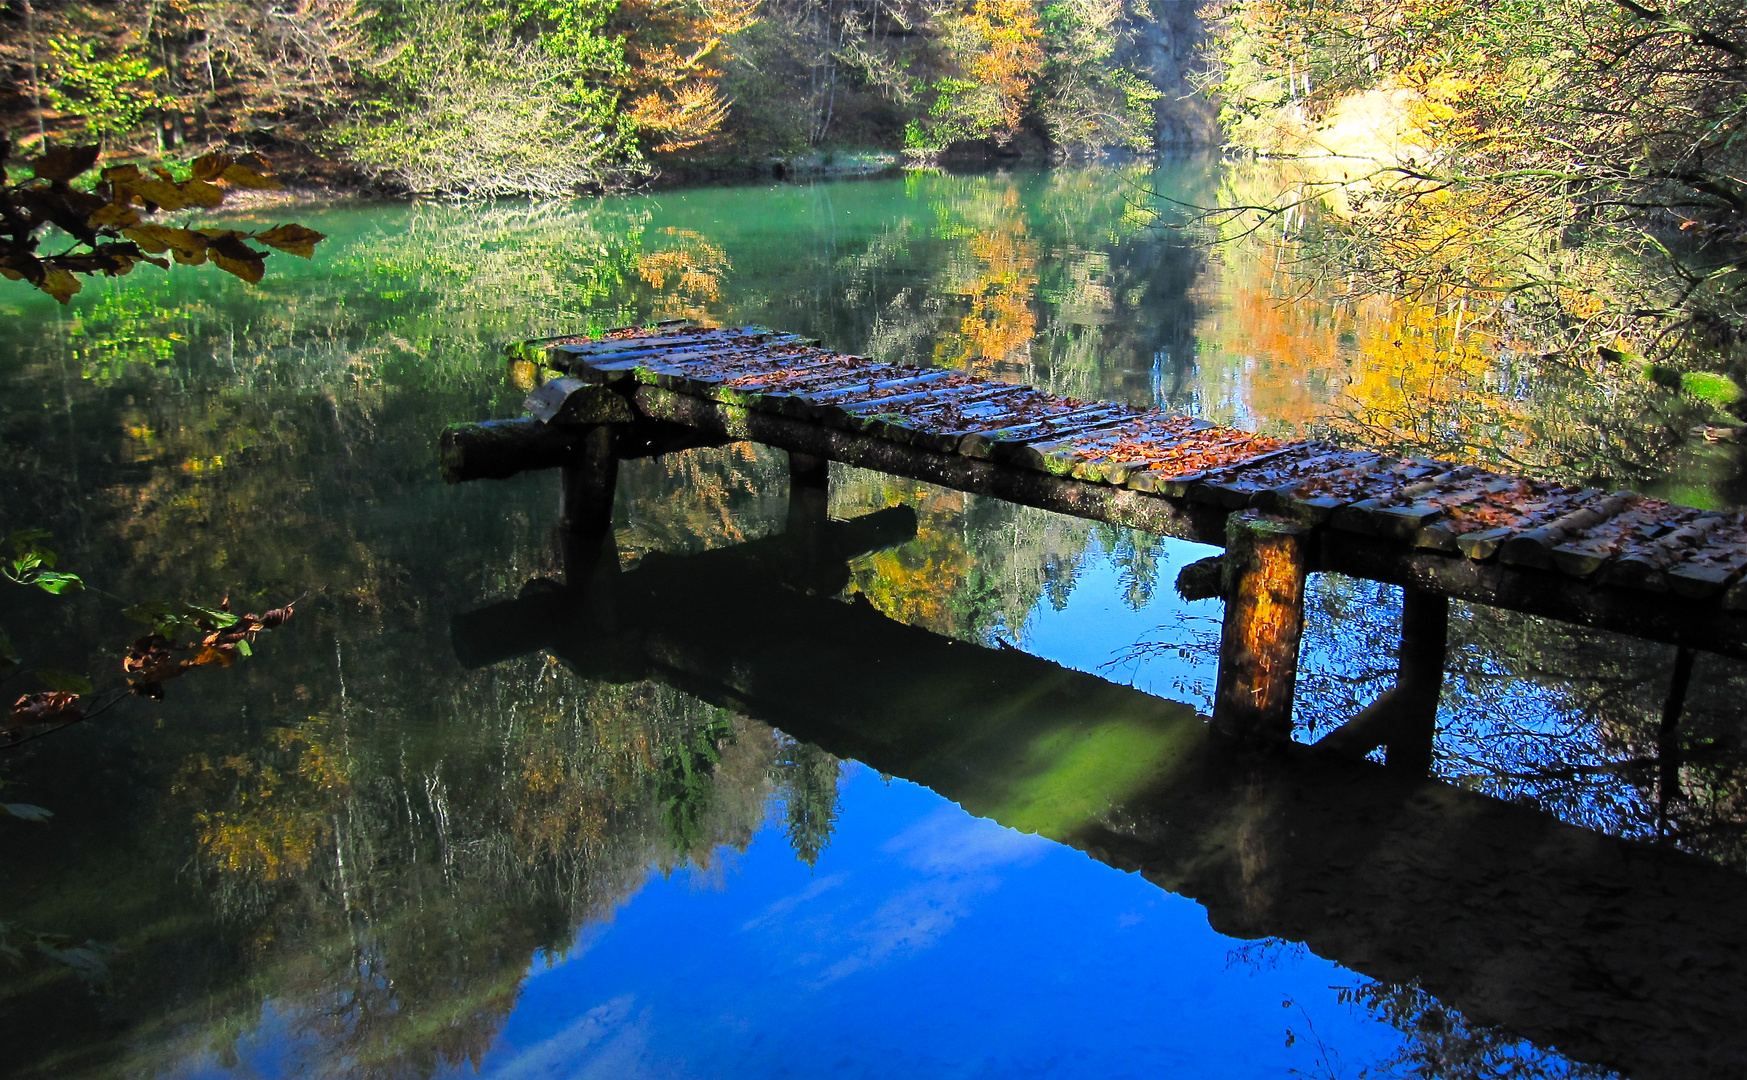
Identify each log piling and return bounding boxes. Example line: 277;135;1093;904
1212;511;1310;743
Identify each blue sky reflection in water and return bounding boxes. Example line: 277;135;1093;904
475;776;1391;1080
198;770;1396;1080
168;532;1536;1080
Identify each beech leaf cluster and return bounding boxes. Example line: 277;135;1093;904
0;141;328;303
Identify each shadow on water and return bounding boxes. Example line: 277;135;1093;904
454;505;1747;1080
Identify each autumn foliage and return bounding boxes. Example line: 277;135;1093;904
1205;0;1747;413
0;1;1166;195
1;141;327;303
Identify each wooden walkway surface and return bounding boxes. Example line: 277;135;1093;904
450;321;1747;661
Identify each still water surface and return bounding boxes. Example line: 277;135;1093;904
3;160;1744;1079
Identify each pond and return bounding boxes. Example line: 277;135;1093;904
3;159;1745;1079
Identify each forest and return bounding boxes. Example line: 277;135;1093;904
0;0;1168;197
2;0;1743;401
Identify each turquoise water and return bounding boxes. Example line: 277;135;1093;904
2;162;1739;1079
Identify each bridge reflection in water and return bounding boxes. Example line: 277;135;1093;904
453;497;1747;1080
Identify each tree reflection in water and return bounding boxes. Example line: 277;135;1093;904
1;163;1743;1079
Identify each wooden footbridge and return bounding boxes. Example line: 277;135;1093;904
442;321;1747;757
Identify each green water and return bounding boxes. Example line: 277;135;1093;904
1;161;1744;1079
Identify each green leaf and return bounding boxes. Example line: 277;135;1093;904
184;604;238;630
34;667;94;695
122;600;191;636
3;527;50;548
2;803;54;823
29;569;82;595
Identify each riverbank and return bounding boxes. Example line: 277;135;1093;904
228;145;909;207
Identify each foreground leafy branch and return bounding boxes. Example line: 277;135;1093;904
0;141;327;303
2;530;298;751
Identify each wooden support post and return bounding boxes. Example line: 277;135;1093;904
788;450;830;530
1658;644;1695;829
1384;588;1447;772
788;450;830;553
1313;588;1448;771
1212;511;1310;743
787;450;831;588
556;425;622;627
560;425;618;537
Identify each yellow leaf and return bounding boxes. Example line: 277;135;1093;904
179;178;226;208
219;163;282;191
205;232;267;284
118;176;190;211
190;646;237;669
211;252;264;283
253;223;326;259
89;201;143;228
39;268;81;304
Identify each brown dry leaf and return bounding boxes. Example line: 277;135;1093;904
123;634;183;698
29;144;100;182
189;152;232;181
256;604;295;628
124;224;207;260
7;691;83;730
203;232;266;284
56;247;139;277
253;223;326;259
39;267;81;304
0;252;42;283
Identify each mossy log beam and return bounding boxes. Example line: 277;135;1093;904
627;384;1231;546
611;385;1747;658
439;417;726;483
1174;554;1224;601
